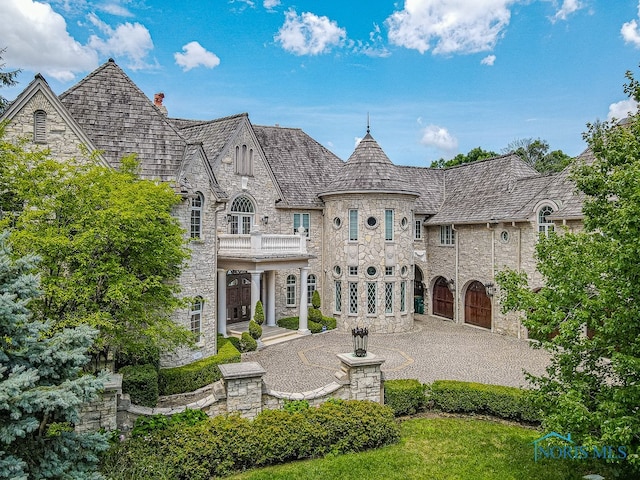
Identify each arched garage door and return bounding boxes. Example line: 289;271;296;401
465;281;491;329
432;276;454;320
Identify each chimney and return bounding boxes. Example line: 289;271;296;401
154;92;168;116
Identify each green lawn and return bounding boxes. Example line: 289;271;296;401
227;416;611;480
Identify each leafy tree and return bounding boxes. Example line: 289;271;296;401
0;232;109;479
503;138;571;173
0;48;20;115
496;70;640;474
430;146;498;168
0;130;193;368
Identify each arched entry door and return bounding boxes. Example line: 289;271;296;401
227;272;251;323
432;276;454;320
465;281;491;329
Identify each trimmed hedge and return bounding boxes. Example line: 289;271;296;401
158;341;241;396
101;399;400;480
249;319;262;339
277;315;337;333
384;379;427;416
120;364;159;408
239;331;258;352
430;380;540;423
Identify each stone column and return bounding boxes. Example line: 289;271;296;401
266;270;276;327
219;362;266;419
248;270;263;321
298;266;310;335
77;374;123;433
335;353;385;403
217;268;227;336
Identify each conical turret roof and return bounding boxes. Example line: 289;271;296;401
319;132;419;197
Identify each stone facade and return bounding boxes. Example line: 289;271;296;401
322;194;417;332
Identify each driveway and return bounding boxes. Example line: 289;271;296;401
242;315;551;393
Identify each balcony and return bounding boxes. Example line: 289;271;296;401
218;232;308;258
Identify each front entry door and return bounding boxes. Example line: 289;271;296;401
227;273;251;323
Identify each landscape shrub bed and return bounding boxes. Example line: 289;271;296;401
277;315;337;333
101;399;400;480
157;341;241;396
384;379;427;416
120;363;159;407
430;380;540;423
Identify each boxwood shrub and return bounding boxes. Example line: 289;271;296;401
239;331;258;352
430;380;540;423
277;315;337;333
384;379;427;416
101;399;400;480
158;341;241;396
120;363;159;407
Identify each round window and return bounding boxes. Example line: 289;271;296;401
400;266;408;277
333;265;342;276
366;216;378;228
500;231;510;243
333;217;342;228
401;217;409;229
366;266;377;277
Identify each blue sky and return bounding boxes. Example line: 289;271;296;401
2;0;640;166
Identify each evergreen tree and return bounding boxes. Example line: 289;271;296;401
0;233;109;479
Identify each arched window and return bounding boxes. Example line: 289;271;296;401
190;297;203;342
307;274;317;304
34;110;46;143
229;195;255;234
286;274;296;306
190;192;203;239
538;205;555;236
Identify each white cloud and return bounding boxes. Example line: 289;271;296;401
174;42;221;71
607;98;638;121
385;0;515;55
87;13;154;70
275;9;346;55
263;0;280;9
622;20;640;48
552;0;583;22
481;54;496;66
420;124;458;151
352;23;391;58
0;0;98;81
100;3;135;17
354;136;363;148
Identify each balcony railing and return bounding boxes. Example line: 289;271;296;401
218;231;307;257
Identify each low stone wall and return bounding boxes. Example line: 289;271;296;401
84;352;385;434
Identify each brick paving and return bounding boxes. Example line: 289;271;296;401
242;314;551;393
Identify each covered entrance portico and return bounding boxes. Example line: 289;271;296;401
216;230;314;336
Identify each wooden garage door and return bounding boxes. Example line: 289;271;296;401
433;277;454;320
465;281;491;329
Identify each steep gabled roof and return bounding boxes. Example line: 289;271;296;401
426;154;542;225
397;165;445;215
59;59;186;181
172;113;247;166
253;125;345;207
319;132;419;197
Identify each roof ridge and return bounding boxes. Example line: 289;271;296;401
59;58;117;100
172;112;249;129
442;151;517;170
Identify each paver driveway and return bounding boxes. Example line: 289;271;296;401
243;315;551;393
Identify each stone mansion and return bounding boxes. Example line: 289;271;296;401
0;59;583;367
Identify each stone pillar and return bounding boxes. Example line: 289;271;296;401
266;270;276;327
335;353;385;403
248;270;263;321
298;266;310;335
219;362;266;419
77;374;123;433
217;268;227;336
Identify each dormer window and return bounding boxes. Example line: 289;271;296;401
538;205;555;236
34;110;46;143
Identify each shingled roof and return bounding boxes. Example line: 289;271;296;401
252;125;344;207
319;132;420;197
59;59;187;181
173;113;247;167
426;154;542;225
